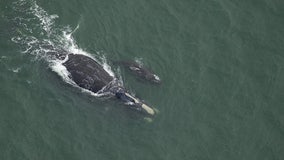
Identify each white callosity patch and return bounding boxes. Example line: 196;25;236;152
153;74;161;81
134;57;161;82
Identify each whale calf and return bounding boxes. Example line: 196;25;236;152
58;53;155;115
114;60;161;84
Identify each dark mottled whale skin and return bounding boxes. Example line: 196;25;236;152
53;53;155;115
63;54;113;93
115;60;161;84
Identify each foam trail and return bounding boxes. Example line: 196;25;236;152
30;1;58;36
60;28;115;77
11;0;118;97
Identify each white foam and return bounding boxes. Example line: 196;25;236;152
100;55;115;77
50;60;74;85
134;57;144;67
31;1;58;35
60;30;115;77
61;30;88;56
11;0;119;97
11;67;21;73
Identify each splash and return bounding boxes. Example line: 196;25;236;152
134;57;144;67
11;0;117;97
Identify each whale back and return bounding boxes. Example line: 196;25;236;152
115;60;161;84
63;54;114;93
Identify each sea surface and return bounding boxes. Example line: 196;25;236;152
0;0;284;159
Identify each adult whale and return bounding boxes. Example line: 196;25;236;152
58;53;155;115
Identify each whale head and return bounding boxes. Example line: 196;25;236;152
115;89;155;115
145;74;161;84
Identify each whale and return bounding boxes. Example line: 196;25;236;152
52;53;155;115
114;60;161;84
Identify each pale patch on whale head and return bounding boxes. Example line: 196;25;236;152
147;74;161;84
153;74;160;81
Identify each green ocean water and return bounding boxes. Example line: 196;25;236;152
0;0;284;159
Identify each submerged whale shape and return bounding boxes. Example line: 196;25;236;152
59;54;155;115
114;60;161;84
